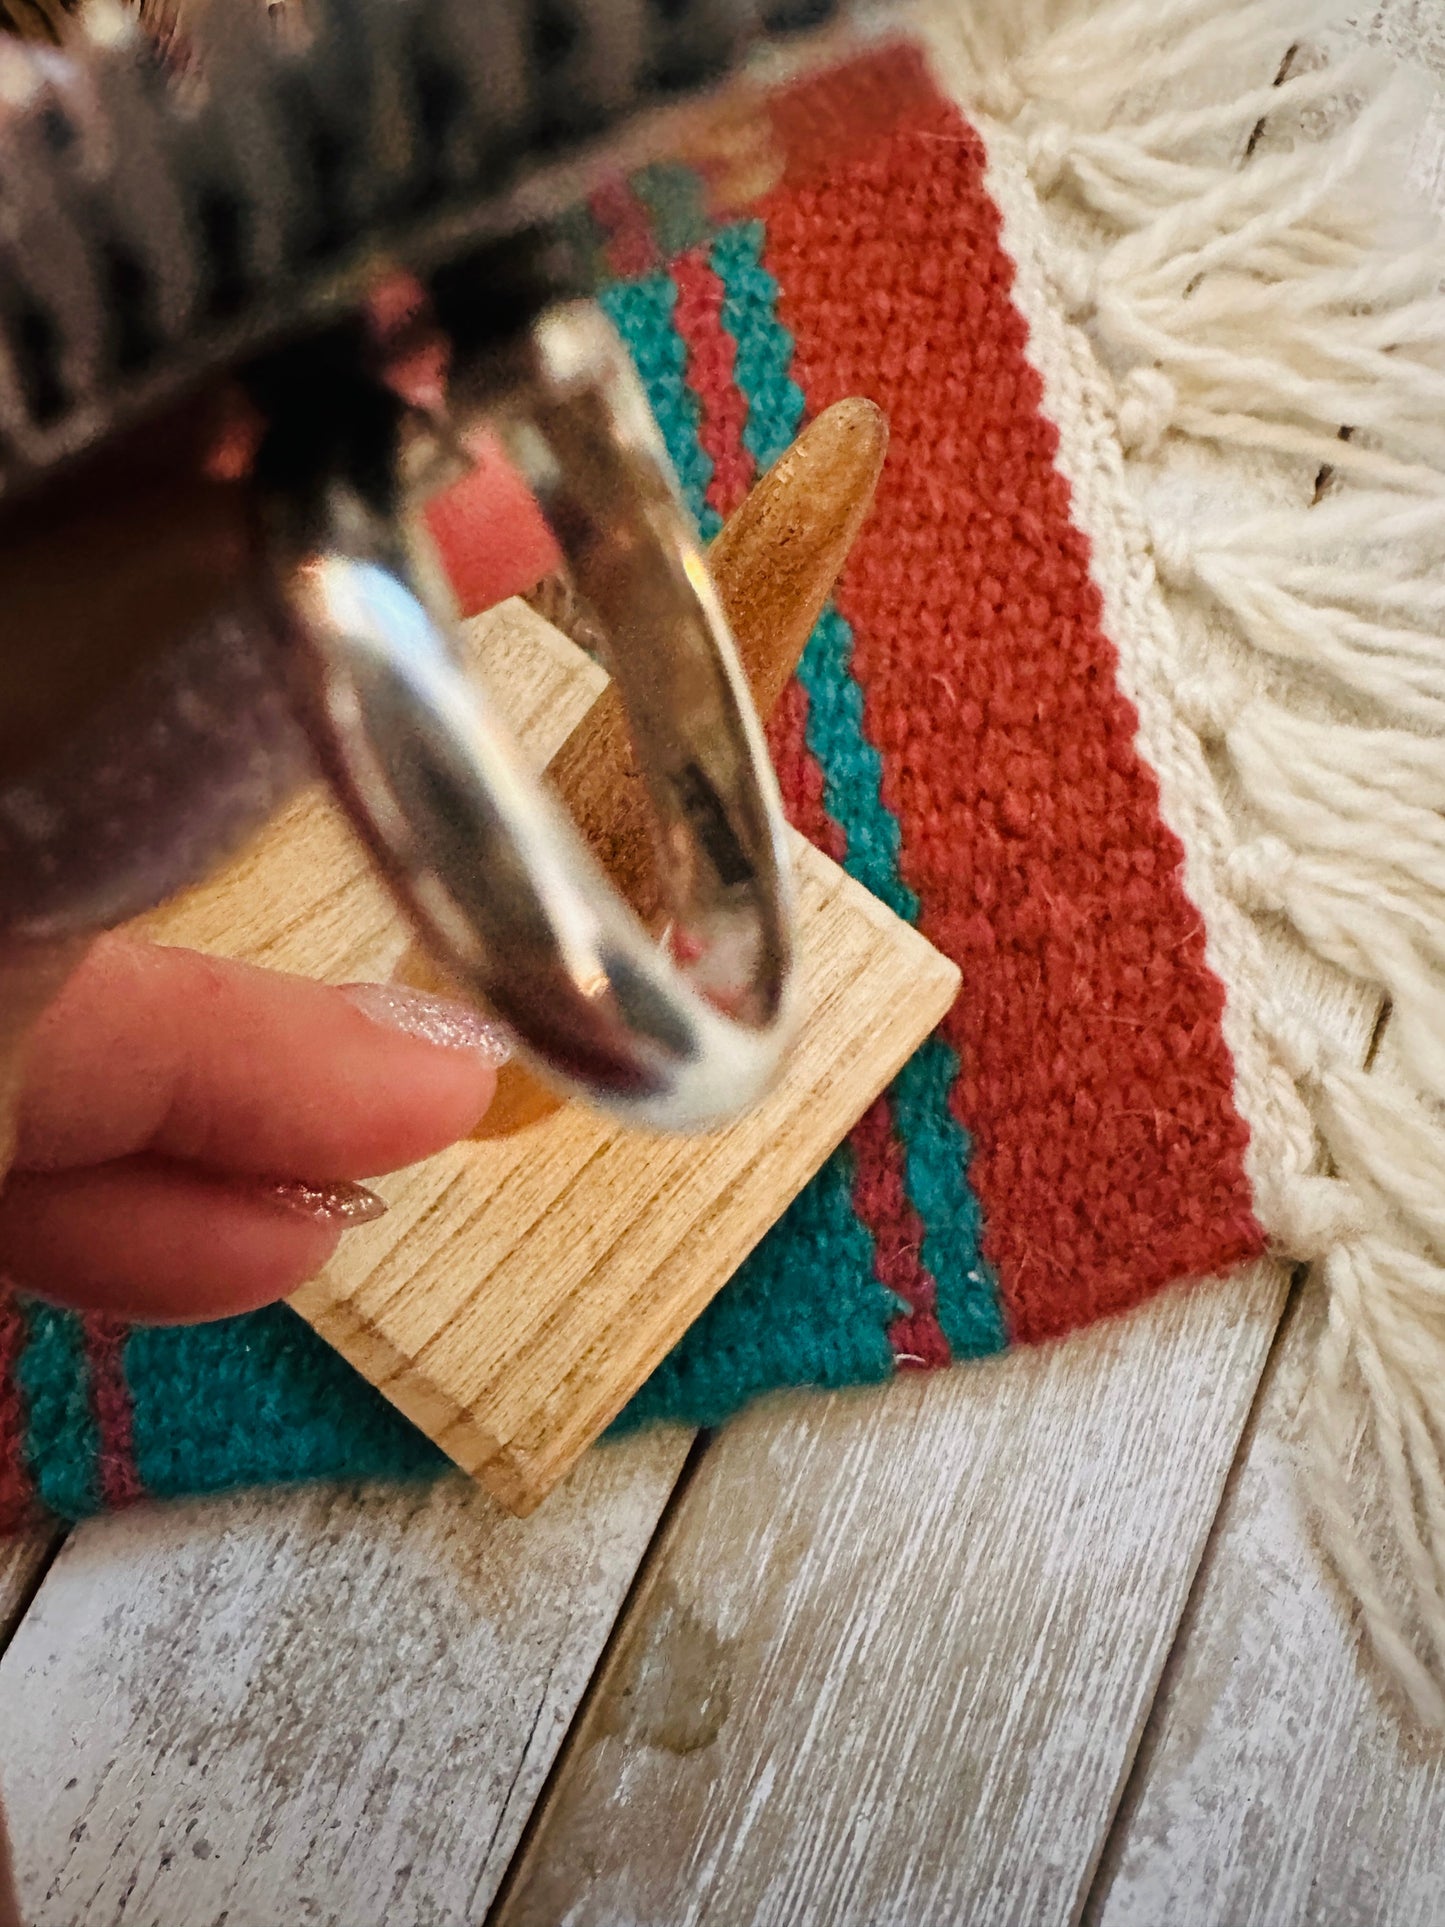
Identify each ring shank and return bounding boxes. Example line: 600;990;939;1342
268;301;797;1131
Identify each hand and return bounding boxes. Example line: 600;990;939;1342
0;407;561;1324
0;941;510;1321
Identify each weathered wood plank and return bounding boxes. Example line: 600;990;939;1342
1082;1284;1445;1927
0;1435;690;1926
496;1267;1293;1927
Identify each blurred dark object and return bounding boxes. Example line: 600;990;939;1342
0;0;858;929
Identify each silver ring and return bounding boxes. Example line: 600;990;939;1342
265;301;796;1131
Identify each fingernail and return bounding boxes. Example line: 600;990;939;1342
264;1178;389;1227
341;982;512;1065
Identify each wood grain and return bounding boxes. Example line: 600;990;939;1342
294;842;958;1513
0;1439;691;1927
1083;1283;1445;1927
497;1266;1289;1927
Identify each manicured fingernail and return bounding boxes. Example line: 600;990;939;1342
341;982;512;1064
264;1178;389;1227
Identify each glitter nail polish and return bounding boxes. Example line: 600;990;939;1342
264;1178;389;1227
340;982;513;1064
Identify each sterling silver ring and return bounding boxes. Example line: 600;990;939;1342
265;299;797;1132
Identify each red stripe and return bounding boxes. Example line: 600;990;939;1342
589;176;661;281
0;1293;35;1532
851;1094;951;1369
666;205;950;1368
765;679;846;866
671;247;754;521
768;675;949;1364
82;1314;144;1511
757;49;1265;1344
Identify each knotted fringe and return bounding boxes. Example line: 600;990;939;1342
922;0;1445;1722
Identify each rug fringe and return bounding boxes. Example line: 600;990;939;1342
924;0;1445;1724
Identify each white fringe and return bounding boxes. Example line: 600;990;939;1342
922;0;1445;1723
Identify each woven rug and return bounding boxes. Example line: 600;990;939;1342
7;0;1445;1712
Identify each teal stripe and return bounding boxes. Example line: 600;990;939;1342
707;225;911;914
708;219;1006;1358
797;608;917;922
710;221;806;473
892;1040;1007;1355
126;1310;441;1501
596;273;721;539
15;1304;99;1519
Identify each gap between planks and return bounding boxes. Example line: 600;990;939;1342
1081;1258;1445;1927
491;1266;1296;1927
1076;1264;1314;1927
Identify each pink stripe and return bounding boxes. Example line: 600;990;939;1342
671;247;754;521
589;177;660;281
82;1314;144;1511
0;1292;34;1532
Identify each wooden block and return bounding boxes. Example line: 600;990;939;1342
148;597;958;1515
291;834;958;1512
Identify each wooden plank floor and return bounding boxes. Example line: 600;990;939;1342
0;1440;690;1924
495;1269;1290;1927
4;7;1444;1922
1084;1283;1445;1927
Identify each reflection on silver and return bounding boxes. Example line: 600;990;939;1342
268;302;796;1133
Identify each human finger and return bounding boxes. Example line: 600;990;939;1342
0;1156;375;1321
12;936;508;1180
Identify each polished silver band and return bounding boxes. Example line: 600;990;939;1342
268;301;796;1132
